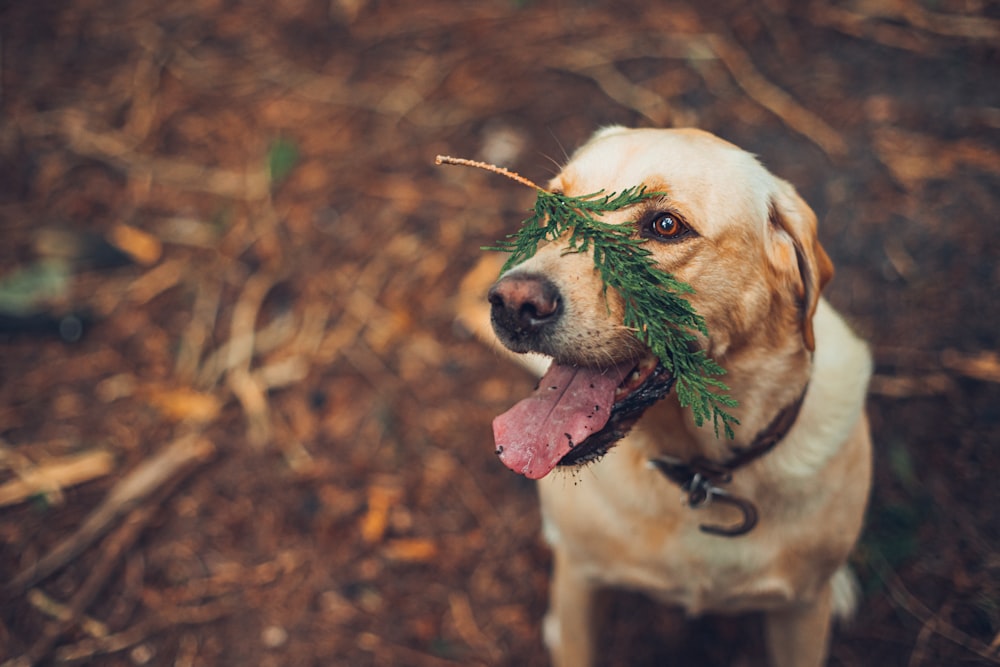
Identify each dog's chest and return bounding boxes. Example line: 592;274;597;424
539;468;799;615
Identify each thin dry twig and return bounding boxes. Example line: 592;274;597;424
174;277;223;382
896;3;1000;41
435;155;545;191
806;3;933;54
224;272;282;446
226;273;279;376
941;349;1000;384
0;450;115;508
868;373;954;398
127;258;189;306
228;368;272;447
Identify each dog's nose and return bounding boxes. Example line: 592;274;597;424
488;273;562;336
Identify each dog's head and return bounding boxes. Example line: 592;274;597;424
489;127;833;479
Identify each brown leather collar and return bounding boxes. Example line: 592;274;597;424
649;383;809;537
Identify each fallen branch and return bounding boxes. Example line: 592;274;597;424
875;556;1000;664
174;277;223;382
548;47;676;126
897;3;1000;42
869;373;954;398
705;34;848;158
941;349;1000;384
5;433;215;596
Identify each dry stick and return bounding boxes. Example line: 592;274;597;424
175;277;223;383
122;37;163;143
943;349;1000;384
0;451;115;508
868;373;954;398
435;156;544;191
897;3;1000;41
5;433;215;596
225;272;281;447
705;34;848;159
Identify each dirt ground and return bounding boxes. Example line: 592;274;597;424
0;1;998;665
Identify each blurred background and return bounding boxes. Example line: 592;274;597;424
1;1;998;665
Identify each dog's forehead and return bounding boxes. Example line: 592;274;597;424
553;129;774;215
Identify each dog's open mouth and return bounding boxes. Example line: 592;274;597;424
492;355;675;479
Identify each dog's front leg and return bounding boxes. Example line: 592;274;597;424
763;582;833;667
544;546;597;667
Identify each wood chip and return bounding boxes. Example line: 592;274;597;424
382;538;438;562
360;483;403;545
144;386;222;423
942;349;1000;384
107;225;162;266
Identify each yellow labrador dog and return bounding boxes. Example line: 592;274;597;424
457;127;872;667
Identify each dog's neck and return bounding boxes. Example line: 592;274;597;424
716;344;812;453
642;334;812;464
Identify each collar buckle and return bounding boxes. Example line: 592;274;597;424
648;383;809;538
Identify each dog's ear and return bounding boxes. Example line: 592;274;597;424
767;180;834;352
590;124;629;141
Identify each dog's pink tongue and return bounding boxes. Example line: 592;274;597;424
492;360;634;479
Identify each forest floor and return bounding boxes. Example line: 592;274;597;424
1;1;999;665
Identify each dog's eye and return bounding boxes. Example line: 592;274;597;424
646;212;689;240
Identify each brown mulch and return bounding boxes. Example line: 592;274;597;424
1;1;998;665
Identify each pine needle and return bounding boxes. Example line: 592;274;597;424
437;156;738;438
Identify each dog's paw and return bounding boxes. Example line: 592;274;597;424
831;564;861;623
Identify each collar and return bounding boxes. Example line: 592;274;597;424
649;383;809;537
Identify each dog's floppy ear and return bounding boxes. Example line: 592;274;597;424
767;180;834;352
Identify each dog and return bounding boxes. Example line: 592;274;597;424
456;126;873;667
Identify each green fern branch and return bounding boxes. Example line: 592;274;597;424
436;155;738;438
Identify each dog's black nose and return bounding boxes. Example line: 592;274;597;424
488;273;562;338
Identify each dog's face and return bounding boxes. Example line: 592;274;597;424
489;127;833;479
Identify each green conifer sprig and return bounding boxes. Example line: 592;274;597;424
436;155;738;438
